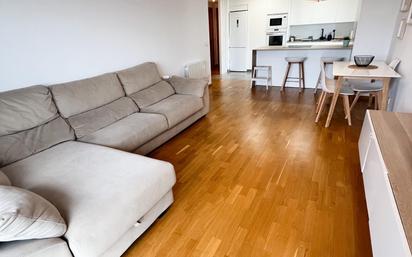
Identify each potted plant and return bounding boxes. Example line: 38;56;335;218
343;36;351;47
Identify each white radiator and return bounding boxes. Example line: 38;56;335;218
184;61;208;80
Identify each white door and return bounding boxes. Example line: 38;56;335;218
229;11;248;71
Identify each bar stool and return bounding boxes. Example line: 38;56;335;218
281;57;306;92
251;66;272;90
314;57;344;94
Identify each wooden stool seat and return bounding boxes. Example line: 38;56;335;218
281;57;306;92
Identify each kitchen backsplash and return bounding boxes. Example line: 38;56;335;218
289;22;357;40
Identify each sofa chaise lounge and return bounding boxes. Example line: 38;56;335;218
0;62;209;257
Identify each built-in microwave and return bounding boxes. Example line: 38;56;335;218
267;32;286;46
267;13;288;32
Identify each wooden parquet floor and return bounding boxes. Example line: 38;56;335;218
123;78;373;257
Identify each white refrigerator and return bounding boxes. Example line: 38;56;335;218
229;10;248;72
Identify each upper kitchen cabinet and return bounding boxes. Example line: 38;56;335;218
267;0;291;14
335;0;361;23
289;0;361;25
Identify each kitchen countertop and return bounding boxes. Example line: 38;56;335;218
254;45;353;51
369;111;412;251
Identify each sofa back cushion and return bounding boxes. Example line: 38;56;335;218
129;81;175;108
50;73;125;118
0;86;75;167
0;86;57;137
68;97;138;138
117;62;162;95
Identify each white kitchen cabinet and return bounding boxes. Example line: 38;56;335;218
335;0;361;23
359;111;412;257
267;0;290;15
289;0;360;25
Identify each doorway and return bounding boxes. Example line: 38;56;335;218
208;0;220;75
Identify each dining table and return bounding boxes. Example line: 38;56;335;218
326;61;402;128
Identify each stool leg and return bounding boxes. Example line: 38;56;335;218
301;62;306;90
281;63;291;92
250;68;255;88
314;71;321;94
298;63;303;93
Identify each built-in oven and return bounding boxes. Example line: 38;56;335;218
267;13;288;32
267;32;286;46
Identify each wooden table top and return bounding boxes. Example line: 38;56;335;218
369;110;412;250
333;61;401;78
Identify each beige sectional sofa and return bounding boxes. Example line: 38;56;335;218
0;62;209;257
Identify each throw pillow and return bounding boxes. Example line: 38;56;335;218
0;186;67;241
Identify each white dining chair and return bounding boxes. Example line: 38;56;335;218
347;58;401;111
315;60;355;126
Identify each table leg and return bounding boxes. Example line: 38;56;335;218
325;76;343;128
380;77;391;111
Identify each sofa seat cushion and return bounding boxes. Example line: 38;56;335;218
68;97;139;138
129;81;175;108
78;113;168;151
2;141;176;257
50;73;125;118
141;94;203;128
0;238;73;257
117;62;162;95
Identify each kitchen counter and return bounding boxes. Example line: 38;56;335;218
251;43;353;88
254;45;353;51
369;111;412;251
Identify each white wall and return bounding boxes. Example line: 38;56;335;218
351;0;402;60
387;10;412;112
0;0;210;91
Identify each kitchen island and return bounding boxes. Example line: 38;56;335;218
252;43;353;89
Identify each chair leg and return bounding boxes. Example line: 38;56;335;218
301;62;306;90
343;95;352;126
316;91;326;114
315;92;328;123
349;92;361;113
281;63;291;92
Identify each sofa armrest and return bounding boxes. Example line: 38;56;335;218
167;76;208;98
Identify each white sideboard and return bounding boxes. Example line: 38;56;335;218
359;110;412;257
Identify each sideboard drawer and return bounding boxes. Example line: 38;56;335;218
362;139;387;217
368;171;410;257
359;112;373;172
